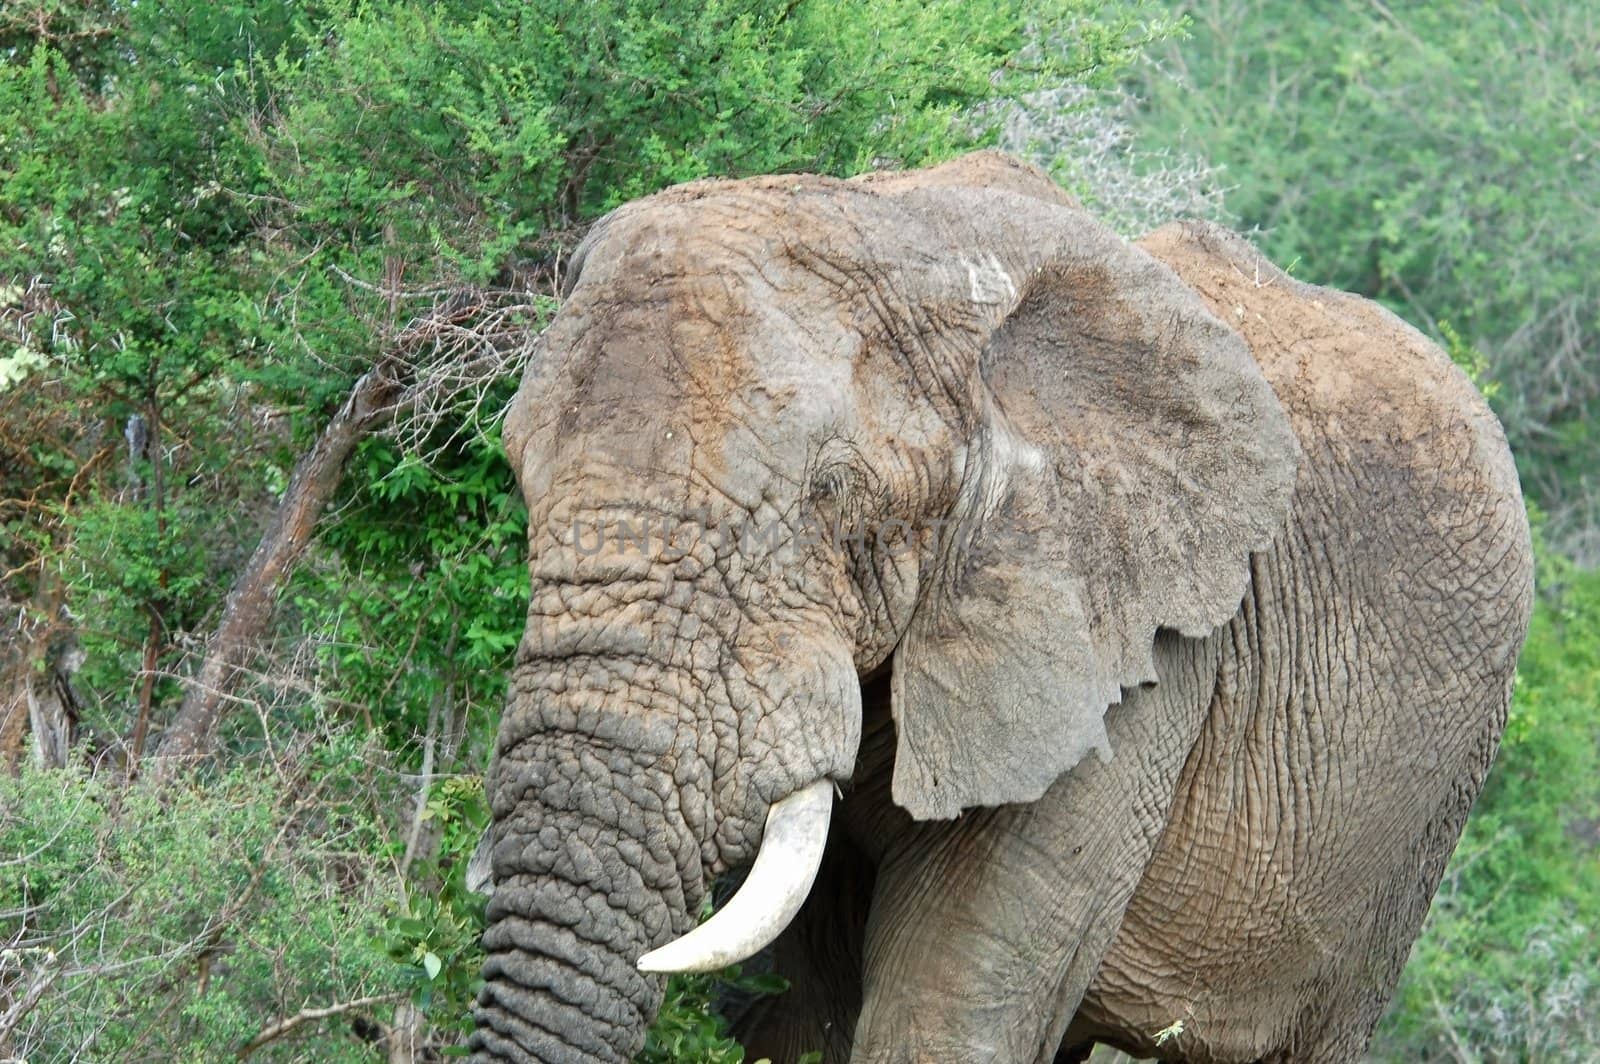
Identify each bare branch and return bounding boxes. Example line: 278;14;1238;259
0;951;61;1047
148;362;404;779
236;991;409;1058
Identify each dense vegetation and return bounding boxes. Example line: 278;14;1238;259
2;1;1594;1061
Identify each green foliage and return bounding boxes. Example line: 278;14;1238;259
641;964;793;1064
639;970;753;1064
61;496;215;723
1439;319;1499;403
0;738;396;1061
1131;0;1600;557
380;775;491;1044
248;0;1166;266
293;423;528;758
0;1;294;748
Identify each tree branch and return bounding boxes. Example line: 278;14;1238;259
147;280;546;782
236;992;408;1058
148;360;402;781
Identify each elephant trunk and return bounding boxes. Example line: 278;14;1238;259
469;501;859;1059
468;731;699;1063
468;746;836;1061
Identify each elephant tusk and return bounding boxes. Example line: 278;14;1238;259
637;779;833;974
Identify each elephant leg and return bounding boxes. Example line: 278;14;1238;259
733;829;874;1063
851;632;1222;1064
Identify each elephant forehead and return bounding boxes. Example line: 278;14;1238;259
544;183;1013;412
572;189;1018;408
507;269;863;513
582;180;1006;310
540;265;860;429
510;175;1099;497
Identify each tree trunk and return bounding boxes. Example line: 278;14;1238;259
2;575;75;774
0;671;30;772
0;667;71;773
25;681;71;768
148;363;400;781
386;1003;423;1064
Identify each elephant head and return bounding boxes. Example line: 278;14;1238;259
470;153;1297;1061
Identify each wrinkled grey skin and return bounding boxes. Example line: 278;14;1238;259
468;153;1533;1063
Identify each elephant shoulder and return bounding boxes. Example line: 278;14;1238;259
1141;220;1533;642
1140;222;1521;509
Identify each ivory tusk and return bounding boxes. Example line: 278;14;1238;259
637;779;833;974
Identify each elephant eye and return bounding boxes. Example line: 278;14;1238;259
806;440;882;529
806;464;868;535
810;466;850;502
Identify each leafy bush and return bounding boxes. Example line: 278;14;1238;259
641;968;786;1064
0;738;395;1061
379;773;492;1047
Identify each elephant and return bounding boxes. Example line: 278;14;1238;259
467;152;1533;1064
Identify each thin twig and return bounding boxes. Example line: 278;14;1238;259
236;991;408;1058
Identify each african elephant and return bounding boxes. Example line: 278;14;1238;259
467;152;1533;1064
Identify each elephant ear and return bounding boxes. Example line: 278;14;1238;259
889;221;1297;819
